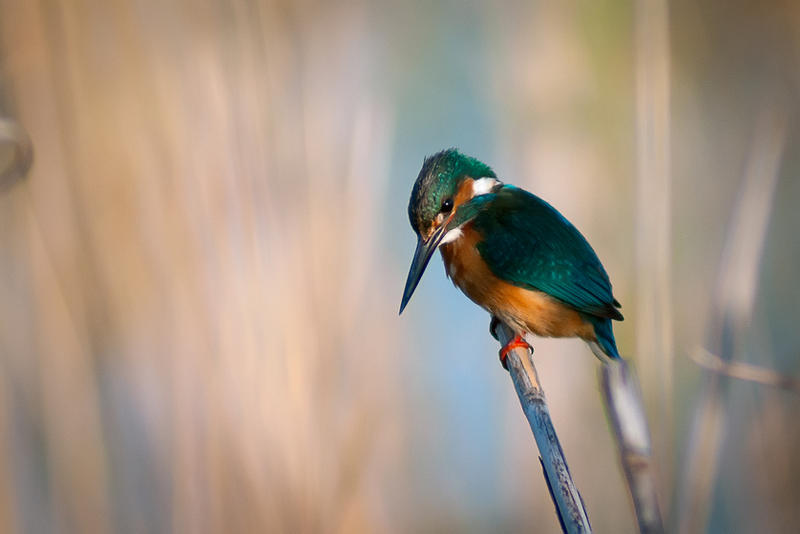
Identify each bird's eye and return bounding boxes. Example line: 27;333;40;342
440;198;453;213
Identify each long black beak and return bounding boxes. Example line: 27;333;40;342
399;225;447;314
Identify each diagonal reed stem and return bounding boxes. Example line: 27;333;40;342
493;320;592;534
600;359;665;534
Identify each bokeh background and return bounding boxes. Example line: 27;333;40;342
1;1;799;532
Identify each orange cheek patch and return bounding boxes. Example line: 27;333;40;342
453;178;476;209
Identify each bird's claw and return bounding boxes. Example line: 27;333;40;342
498;333;531;370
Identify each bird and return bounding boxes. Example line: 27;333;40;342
399;148;623;367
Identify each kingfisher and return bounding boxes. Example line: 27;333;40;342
399;149;623;366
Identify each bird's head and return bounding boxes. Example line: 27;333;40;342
400;148;500;314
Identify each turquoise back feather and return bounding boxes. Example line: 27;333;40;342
471;185;623;356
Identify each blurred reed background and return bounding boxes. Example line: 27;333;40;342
0;0;799;532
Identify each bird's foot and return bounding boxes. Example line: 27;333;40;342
498;333;531;370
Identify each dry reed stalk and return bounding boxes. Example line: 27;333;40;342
600;360;664;534
493;320;592;534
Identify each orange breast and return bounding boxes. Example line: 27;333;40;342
439;224;596;342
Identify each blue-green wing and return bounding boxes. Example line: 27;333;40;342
473;185;623;320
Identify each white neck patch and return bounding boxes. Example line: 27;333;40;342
439;227;462;246
472;177;500;197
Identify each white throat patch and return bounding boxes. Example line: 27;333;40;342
439;227;463;246
472;177;500;197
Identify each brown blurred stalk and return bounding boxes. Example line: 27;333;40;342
0;117;32;192
493;321;592;534
634;0;674;508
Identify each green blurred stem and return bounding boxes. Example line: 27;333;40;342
493;321;592;534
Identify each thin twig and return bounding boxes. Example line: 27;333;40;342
600;360;665;534
493;321;592;534
689;348;800;395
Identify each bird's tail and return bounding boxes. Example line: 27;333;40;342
586;316;621;361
